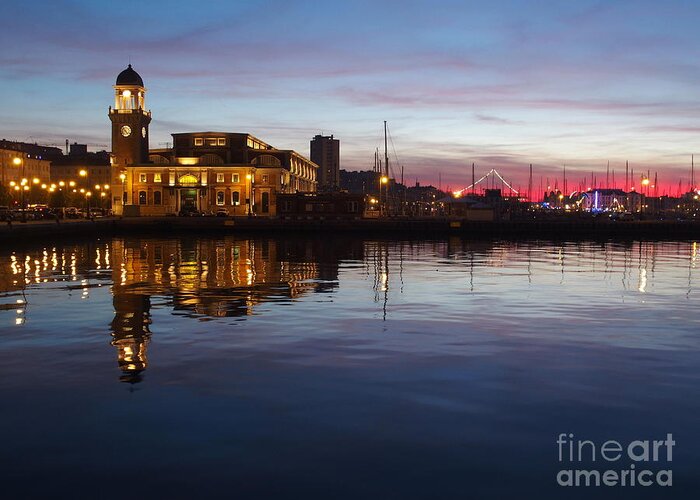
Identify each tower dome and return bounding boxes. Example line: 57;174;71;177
116;64;144;87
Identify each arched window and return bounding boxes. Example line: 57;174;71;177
139;191;147;205
216;191;225;205
200;153;224;165
178;174;198;186
149;154;170;164
153;191;162;205
252;154;281;167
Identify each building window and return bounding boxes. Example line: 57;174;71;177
348;201;358;213
232;191;240;206
139;173;147;183
216;191;225;205
217;138;226;146
216;173;225;183
154;191;162;205
154;173;162;183
194;138;203;146
207;138;217;146
139;191;147;205
246;138;254;148
261;175;268;183
232;173;239;183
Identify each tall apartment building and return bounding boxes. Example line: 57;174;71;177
310;134;340;191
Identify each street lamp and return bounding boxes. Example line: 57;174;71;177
246;173;253;217
641;177;650;213
380;175;389;216
79;169;89;214
119;173;126;211
13;157;27;221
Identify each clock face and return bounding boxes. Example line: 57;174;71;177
142;127;147;138
121;125;132;137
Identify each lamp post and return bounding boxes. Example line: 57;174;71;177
246;173;253;217
119;173;126;214
641;177;650;213
13;157;27;221
78;169;90;217
380;175;389;217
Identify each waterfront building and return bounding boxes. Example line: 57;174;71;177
310;134;340;190
109;65;318;216
0;147;51;186
50;143;111;188
277;192;365;219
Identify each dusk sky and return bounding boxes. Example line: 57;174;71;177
2;0;700;193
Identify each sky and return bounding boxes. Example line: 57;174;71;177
2;0;700;194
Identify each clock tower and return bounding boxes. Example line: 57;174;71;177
109;64;151;166
109;64;151;214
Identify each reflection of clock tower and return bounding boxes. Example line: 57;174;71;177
109;65;151;213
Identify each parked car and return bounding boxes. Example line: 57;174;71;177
215;209;229;217
179;207;203;217
65;207;80;219
0;206;13;221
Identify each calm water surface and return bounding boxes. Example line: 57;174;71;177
0;236;699;499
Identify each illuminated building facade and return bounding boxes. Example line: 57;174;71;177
110;65;318;216
50;143;111;187
0;148;51;186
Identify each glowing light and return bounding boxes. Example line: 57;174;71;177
641;178;650;186
381;176;389;184
122;89;131;97
69;181;76;187
12;157;21;165
119;174;126;181
59;181;65;187
32;178;39;184
79;170;87;177
9;181;15;187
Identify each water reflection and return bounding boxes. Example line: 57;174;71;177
0;237;698;384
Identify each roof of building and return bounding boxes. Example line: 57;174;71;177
116;64;144;87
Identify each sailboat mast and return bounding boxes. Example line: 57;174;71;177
383;121;389;178
692;154;695;190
